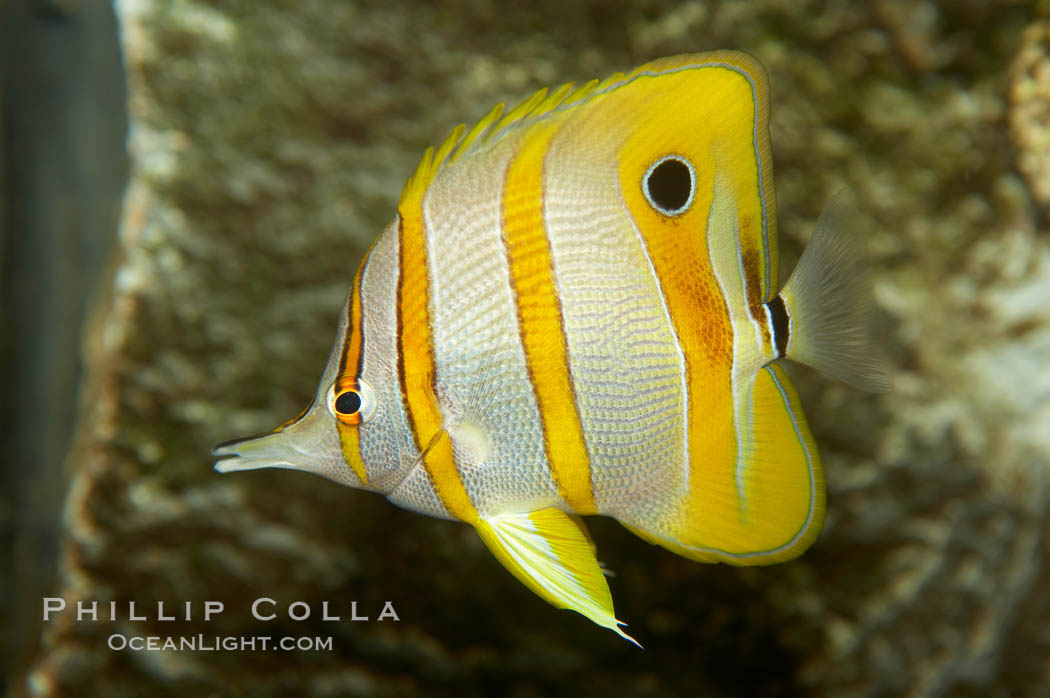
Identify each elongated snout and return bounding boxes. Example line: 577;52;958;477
212;401;362;487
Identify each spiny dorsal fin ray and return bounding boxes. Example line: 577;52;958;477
450;101;505;165
398;77;604;210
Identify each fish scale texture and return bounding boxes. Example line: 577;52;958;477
422;136;554;517
358;228;422;495
22;0;1050;697
541;144;686;522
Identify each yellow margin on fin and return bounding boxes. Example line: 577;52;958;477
475;508;641;647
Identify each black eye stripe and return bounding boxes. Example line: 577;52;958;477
643;156;695;216
335;390;362;415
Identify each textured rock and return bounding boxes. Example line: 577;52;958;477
1010;18;1050;214
20;0;1050;696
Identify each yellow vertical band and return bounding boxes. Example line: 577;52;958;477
501;124;596;515
334;257;368;484
396;177;478;523
611;66;754;539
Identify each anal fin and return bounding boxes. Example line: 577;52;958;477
475;508;640;646
624;364;825;566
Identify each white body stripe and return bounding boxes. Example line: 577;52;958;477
706;173;786;519
419;135;558;517
542;121;687;524
706;174;757;512
618;191;691;511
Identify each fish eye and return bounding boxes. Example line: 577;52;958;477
642;155;695;216
335;390;362;416
326;378;377;425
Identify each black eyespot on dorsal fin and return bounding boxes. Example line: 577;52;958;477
643;156;695;216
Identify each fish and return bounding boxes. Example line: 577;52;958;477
213;50;890;646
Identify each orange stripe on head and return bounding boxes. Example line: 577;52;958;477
501;123;596;515
396;183;478;523
333;254;369;484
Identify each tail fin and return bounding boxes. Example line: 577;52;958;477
774;191;891;393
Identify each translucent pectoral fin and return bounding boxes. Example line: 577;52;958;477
475;508;640;647
778;190;891;392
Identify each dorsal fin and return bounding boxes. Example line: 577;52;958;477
397;77;601;209
396;51;768;211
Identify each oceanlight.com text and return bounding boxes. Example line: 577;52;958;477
107;634;334;652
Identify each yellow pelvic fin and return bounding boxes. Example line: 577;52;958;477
475;508;640;647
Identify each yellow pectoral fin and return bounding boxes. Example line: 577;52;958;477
475;508;640;646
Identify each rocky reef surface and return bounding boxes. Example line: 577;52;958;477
21;1;1049;696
